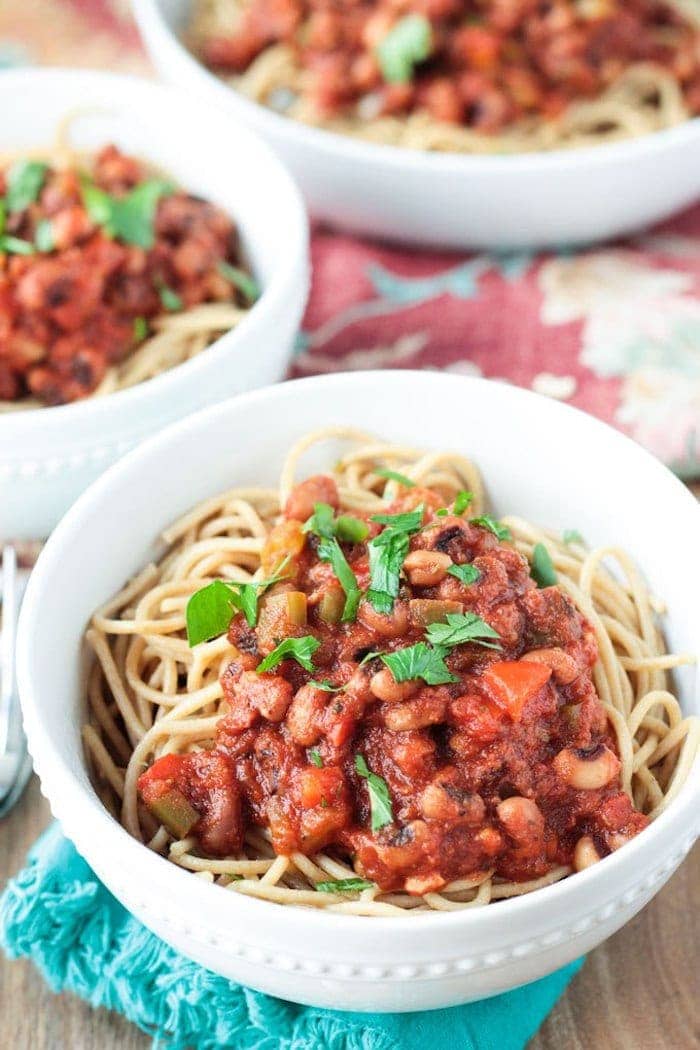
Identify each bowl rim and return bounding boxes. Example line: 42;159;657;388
17;369;700;935
134;0;700;175
0;67;308;433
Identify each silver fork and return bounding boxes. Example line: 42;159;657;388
0;546;32;818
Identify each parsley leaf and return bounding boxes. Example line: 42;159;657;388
471;514;511;541
453;490;473;515
82;177;172;248
303;502;369;544
374;467;415;488
380;641;458;685
185;579;240;646
302;501;335;538
0;235;34;255
257;635;320;674
6;160;48;212
317;537;362;621
335;515;369;543
218;259;259;304
563;529;584;545
447;563;481;585
133;316;149;343
309;749;323;768
159;284;183;312
355;754;394;831
316;877;374;893
309;679;344;693
425;611;501;650
376;14;432;85
366;505;424;614
531;542;558;588
34;217;54;253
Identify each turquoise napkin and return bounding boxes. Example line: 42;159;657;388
1;823;583;1050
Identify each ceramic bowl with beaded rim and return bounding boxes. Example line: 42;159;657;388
16;370;700;1011
133;0;700;249
0;68;308;540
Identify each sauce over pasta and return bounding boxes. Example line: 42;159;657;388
138;474;648;895
0;145;257;406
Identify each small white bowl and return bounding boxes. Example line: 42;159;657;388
134;0;700;249
17;371;700;1012
0;68;308;539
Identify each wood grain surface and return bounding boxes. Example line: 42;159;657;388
1;776;698;1049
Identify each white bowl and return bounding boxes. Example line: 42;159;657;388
133;0;700;249
17;371;700;1012
0;68;308;540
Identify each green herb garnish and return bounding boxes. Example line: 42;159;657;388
380;641;458;686
133;316;149;343
303;502;368;544
563;529;584;545
453;491;473;515
447;563;481;585
217;260;259;303
425;611;501;650
374;467;415;488
471;514;511;541
257;635;320;674
81;177;172;248
159;284;183;312
0;235;34;255
376;14;432;85
6;161;48;213
317;537;362;621
355;754;394;831
309;679;344;693
316;877;374;893
530;543;558;588
34;217;54;253
185;560;290;643
366;505;424;614
309;749;323;768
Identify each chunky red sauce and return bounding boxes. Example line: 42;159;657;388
139;477;648;894
0;146;252;405
198;0;700;130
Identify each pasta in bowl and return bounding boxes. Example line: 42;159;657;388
17;371;700;1009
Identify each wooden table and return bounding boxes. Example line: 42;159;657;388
2;776;698;1049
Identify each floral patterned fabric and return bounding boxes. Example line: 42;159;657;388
3;0;699;476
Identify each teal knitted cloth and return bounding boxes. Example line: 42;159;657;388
1;823;583;1050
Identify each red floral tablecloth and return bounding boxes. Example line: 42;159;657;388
3;0;699;477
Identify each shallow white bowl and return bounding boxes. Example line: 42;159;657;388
134;0;700;249
17;371;700;1011
0;68;308;539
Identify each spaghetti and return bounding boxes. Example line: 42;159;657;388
83;428;699;914
0;121;255;409
189;0;700;153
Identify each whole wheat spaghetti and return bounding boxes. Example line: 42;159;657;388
83;428;699;915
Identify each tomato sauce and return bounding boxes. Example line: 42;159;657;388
199;0;700;131
139;477;648;895
0;146;250;405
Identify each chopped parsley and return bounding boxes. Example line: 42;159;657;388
355;754;394;831
6;160;48;213
81;177;172;249
376;14;432;85
133;316;149;343
217;260;259;304
447;562;481;586
303;502;368;544
308;749;324;768
425;611;501;650
471;514;511;541
159;284;183;312
34;217;54;253
563;529;584;545
530;542;558;588
316;877;374;893
366;505;424;614
309;679;344;693
453;490;473;515
257;635;320;674
374;467;415;488
381;641;458;686
317;537;362;621
185;560;290;643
